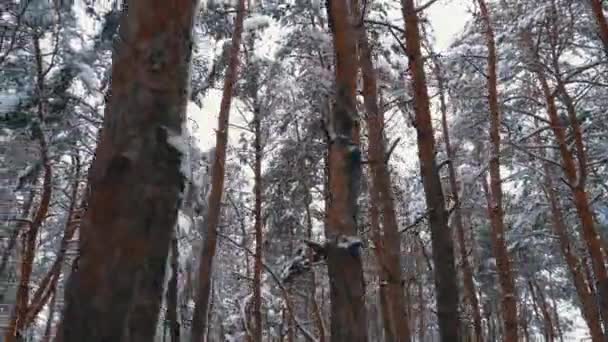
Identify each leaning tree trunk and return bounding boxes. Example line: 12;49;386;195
59;1;197;341
400;1;461;340
521;30;608;335
6;33;53;342
354;1;410;339
477;1;519;340
190;0;246;340
538;127;605;341
325;0;368;341
589;0;608;57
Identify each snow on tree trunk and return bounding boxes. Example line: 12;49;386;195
325;0;368;340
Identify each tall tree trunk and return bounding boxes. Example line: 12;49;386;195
303;177;326;342
539;129;605;341
354;1;410;340
589;0;608;56
166;233;180;342
325;1;368;340
6;33;53;342
521;31;608;335
434;58;483;342
190;0;245;340
59;1;197;340
368;181;394;341
477;1;519;340
400;1;461;340
252;101;263;342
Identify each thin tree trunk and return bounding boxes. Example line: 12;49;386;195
5;33;53;342
167;233;181;342
521;31;608;335
589;0;608;56
369;182;394;342
304;186;326;342
324;0;368;340
532;280;555;342
354;1;410;340
477;1;519;340
23;158;82;328
400;1;461;340
0;186;36;291
252;100;263;342
190;0;245;340
434;58;483;342
41;289;57;342
59;0;197;340
416;244;425;342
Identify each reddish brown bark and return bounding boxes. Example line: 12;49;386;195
521;30;608;335
6;33;53;342
477;1;519;340
59;1;197;340
400;1;461;340
21;158;82;330
190;0;245;340
540;142;605;341
435;58;483;342
354;1;410;340
589;0;608;56
325;0;368;340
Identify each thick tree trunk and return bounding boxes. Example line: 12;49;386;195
400;1;461;340
477;2;519;340
190;0;245;340
589;0;608;56
59;1;197;341
354;1;410;340
325;0;368;340
252;103;263;342
435;58;483;342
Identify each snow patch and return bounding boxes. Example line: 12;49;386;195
0;93;25;115
243;15;271;31
336;235;362;250
75;62;99;92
